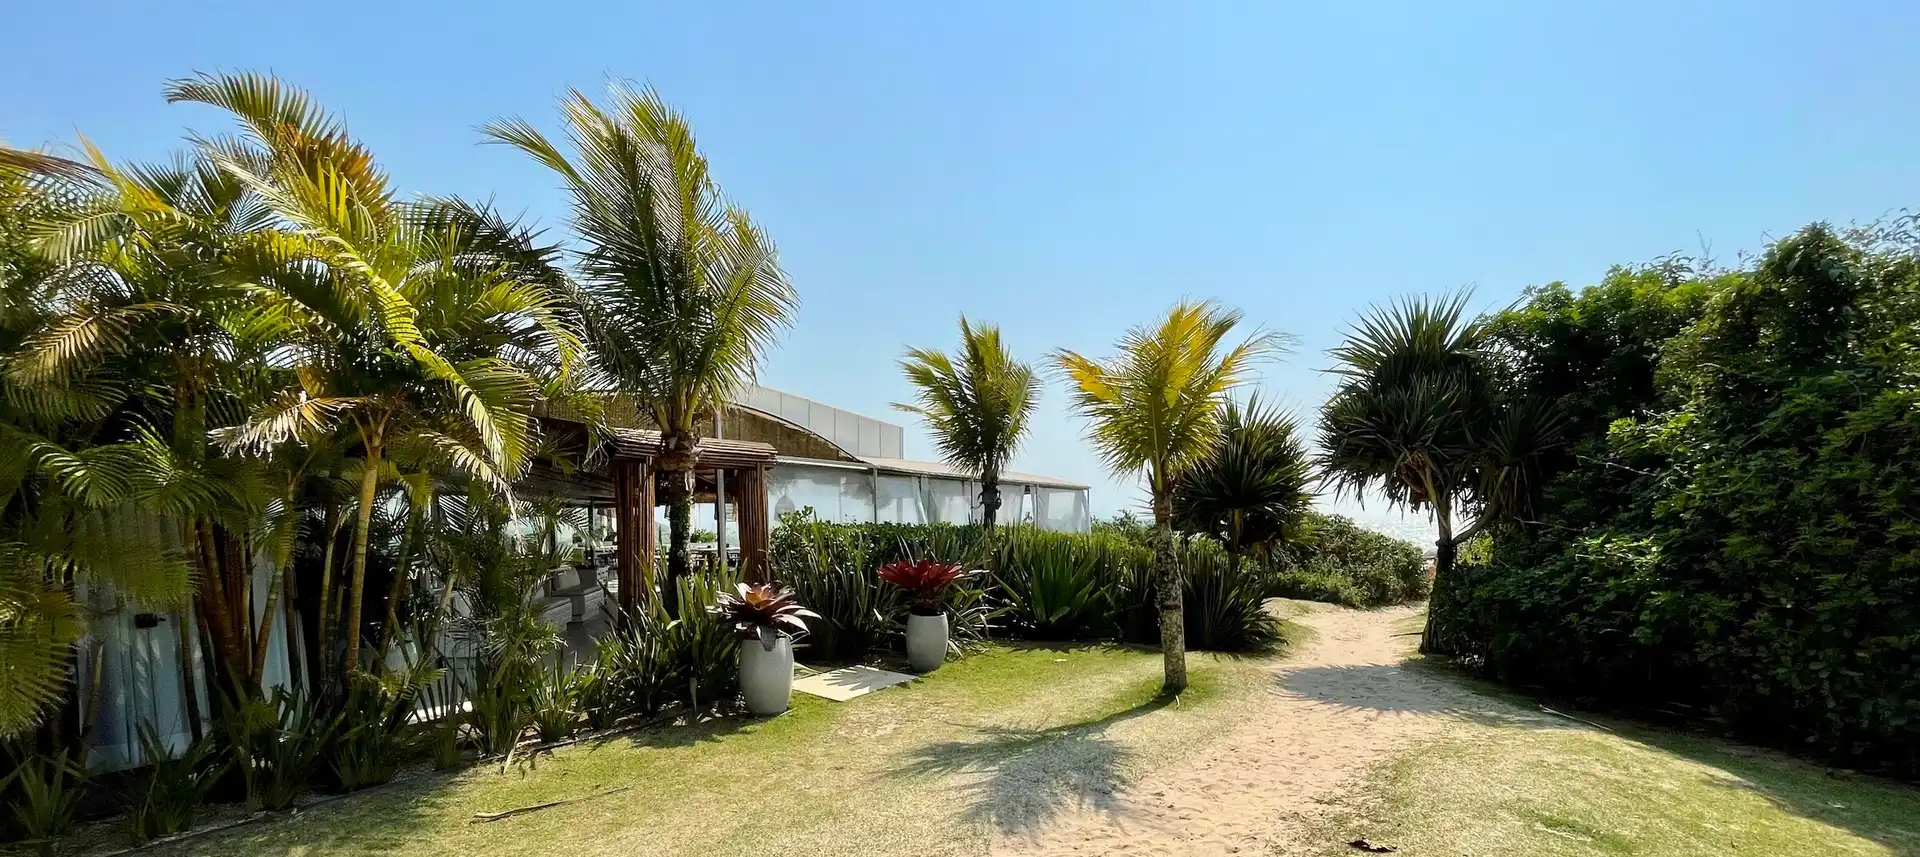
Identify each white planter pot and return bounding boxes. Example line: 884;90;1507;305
739;635;794;715
905;613;949;673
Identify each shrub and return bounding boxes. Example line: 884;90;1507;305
529;664;588;744
774;518;897;663
1273;512;1427;607
224;688;326;811
324;666;439;791
3;748;88;855
1177;539;1281;652
991;528;1136;640
125;724;224;843
460;609;558;757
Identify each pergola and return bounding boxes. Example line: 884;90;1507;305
523;417;779;613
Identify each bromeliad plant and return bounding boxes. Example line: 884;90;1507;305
711;583;818;650
877;559;968;616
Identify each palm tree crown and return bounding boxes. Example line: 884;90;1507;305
484;82;796;613
1053;300;1289;523
894;317;1039;528
1317;293;1560;649
1172;395;1313;557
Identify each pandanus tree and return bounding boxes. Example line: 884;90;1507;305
485;83;796;616
1316;293;1561;649
168;72;585;680
894;317;1039;528
1053;300;1287;692
1172;396;1313;571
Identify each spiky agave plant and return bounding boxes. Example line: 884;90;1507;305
877;559;968;616
711;583;817;651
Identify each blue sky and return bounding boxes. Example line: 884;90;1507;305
6;1;1916;543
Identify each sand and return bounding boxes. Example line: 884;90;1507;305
995;604;1528;856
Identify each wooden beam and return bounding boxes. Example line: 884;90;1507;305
612;458;656;614
735;465;770;583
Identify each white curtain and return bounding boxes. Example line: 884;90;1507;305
1036;487;1090;532
768;464;876;524
921;477;977;525
876;475;926;524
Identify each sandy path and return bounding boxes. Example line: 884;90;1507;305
996;605;1513;857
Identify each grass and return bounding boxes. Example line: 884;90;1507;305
1295;656;1920;857
122;642;1274;857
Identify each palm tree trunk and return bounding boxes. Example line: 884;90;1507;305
1421;503;1454;655
1154;522;1187;693
314;466;341;683
342;437;383;678
662;467;693;617
980;469;1001;530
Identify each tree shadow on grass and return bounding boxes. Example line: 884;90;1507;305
890;695;1175;837
1399;655;1920;855
1602;723;1920;855
1278;661;1569;729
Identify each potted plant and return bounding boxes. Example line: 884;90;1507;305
878;559;968;673
712;583;818;715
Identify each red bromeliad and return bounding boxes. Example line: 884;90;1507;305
877;559;968;616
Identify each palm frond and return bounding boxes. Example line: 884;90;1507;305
1052;299;1289;516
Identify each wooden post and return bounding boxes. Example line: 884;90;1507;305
735;465;770;583
612;458;657;614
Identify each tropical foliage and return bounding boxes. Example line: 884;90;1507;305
711;582;817;649
1173;395;1313;592
1427;221;1920;777
895;317;1040;528
486;83;797;616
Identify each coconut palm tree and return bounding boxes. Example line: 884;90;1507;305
1316;293;1560;649
894;317;1039;529
168;71;585;679
1053;300;1287;692
484;83;796;616
1172;395;1313;568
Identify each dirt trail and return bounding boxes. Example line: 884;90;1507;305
997;605;1525;857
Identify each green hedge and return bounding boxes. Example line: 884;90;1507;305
1427;223;1920;778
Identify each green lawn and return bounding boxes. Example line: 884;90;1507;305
134;643;1268;857
1294;664;1920;857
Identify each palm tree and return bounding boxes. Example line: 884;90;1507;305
484;83;796;616
21;140;296;701
0;145;197;736
1316;294;1560;650
169;72;585;678
1053;300;1286;692
1172;395;1313;568
894;317;1040;529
